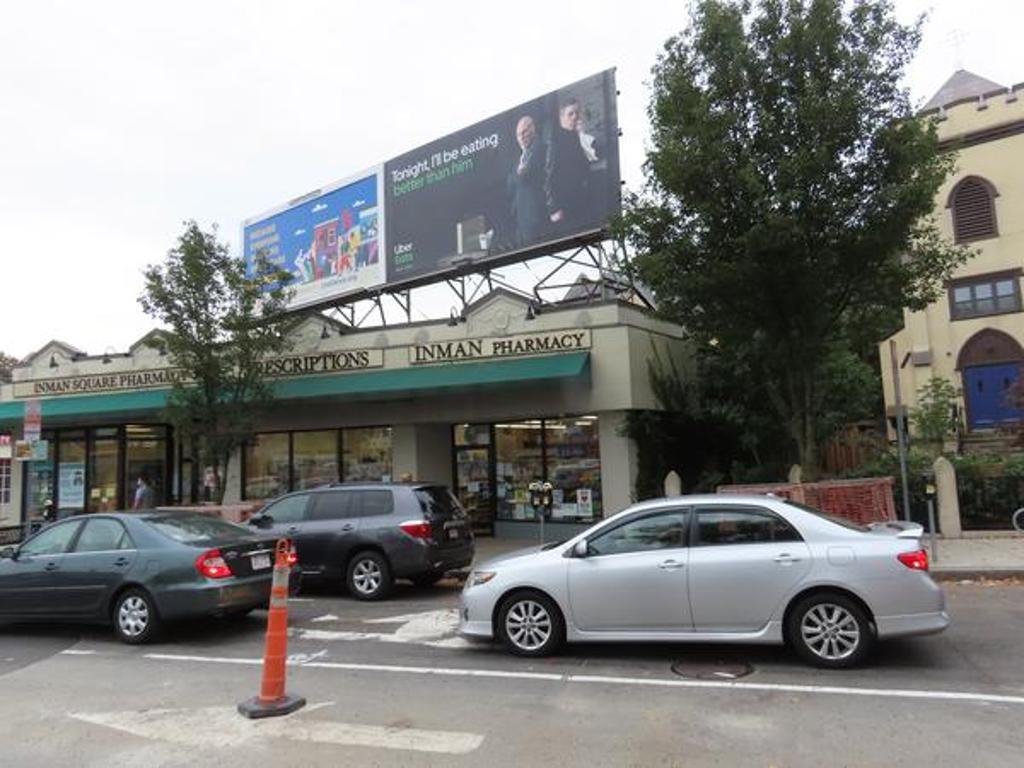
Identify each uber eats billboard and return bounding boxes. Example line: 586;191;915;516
244;70;620;311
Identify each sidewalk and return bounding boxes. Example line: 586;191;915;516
468;535;1024;579
929;536;1024;579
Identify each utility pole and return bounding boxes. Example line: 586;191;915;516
890;340;912;522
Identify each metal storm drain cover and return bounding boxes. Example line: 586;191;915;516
670;656;754;680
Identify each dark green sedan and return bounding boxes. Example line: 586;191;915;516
0;512;287;644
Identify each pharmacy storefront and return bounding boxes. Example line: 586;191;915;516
0;291;686;538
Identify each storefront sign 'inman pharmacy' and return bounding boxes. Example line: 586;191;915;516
409;330;591;365
14;331;589;397
13;349;385;398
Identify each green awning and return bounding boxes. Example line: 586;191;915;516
0;351;590;424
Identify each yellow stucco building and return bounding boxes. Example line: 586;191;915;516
880;70;1024;442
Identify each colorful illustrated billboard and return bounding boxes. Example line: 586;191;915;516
244;172;384;311
384;69;620;285
243;70;619;311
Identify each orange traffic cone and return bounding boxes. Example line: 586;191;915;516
238;538;306;719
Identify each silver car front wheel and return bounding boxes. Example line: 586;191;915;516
498;592;564;657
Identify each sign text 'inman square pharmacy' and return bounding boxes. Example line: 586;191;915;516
14;330;590;398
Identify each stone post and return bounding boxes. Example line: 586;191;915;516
933;456;962;538
787;464;803;484
664;470;682;497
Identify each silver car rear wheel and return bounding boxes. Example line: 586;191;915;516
497;592;564;657
787;592;873;668
800;603;861;662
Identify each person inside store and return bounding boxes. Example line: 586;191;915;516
133;474;156;510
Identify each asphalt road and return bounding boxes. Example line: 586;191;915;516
1;580;1022;767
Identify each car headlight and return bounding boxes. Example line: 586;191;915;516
468;570;496;588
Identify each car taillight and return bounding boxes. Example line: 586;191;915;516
287;545;298;566
195;548;233;579
897;549;929;571
400;520;433;540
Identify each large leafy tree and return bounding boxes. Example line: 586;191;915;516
139;221;292;501
621;0;966;475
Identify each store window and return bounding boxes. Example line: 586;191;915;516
496;421;544;521
294;430;339;491
57;431;87;516
544;416;602;521
243;427;392;500
125;425;168;508
343;427;392;482
244;432;290;500
484;416;603;524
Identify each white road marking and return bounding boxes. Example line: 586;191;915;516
287;649;328;665
59;650;96;656
310;613;341;623
69;705;483;754
295;608;470;649
304;701;336;713
140;652;1024;708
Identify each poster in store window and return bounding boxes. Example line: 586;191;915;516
577;488;594;517
58;462;86;510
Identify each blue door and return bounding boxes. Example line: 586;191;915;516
964;363;1024;429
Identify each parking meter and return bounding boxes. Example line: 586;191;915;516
529;481;554;544
922;470;938;562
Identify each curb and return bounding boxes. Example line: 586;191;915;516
932;568;1024;581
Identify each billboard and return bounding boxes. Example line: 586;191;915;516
244;171;384;311
244;69;619;310
384;69;619;284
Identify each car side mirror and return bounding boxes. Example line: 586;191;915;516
0;546;17;560
253;513;273;529
572;540;589;558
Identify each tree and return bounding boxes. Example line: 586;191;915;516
0;351;19;383
910;376;958;449
619;0;968;476
139;221;293;502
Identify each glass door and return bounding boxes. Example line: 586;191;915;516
125;425;169;508
455;445;493;536
88;428;119;512
453;424;494;536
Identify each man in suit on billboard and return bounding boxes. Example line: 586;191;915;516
508;115;548;248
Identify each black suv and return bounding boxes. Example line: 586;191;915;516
248;483;474;600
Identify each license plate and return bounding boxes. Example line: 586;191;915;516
251;553;271;570
447;528;461;541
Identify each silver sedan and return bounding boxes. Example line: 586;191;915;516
459;495;949;668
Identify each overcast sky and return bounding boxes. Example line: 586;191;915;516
1;0;1020;360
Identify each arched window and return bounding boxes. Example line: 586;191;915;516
947;176;999;243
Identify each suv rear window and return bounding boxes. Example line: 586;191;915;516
415;487;467;521
145;514;250;544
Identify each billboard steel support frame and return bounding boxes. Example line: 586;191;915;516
315;235;647;330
